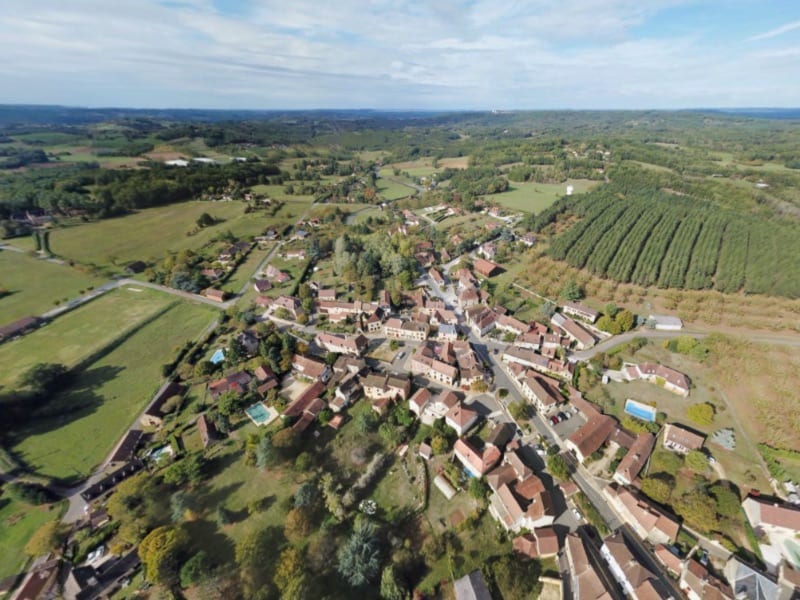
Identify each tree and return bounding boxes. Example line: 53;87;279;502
687;402;715;426
294;481;318;508
468;477;488;500
180;551;211;588
356;410;378;433
21;362;69;395
139;525;188;585
256;435;276;468
430;435;449;455
163;453;206;486
196;212;215;228
337;519;383;587
547;454;570;480
489;554;542;599
216;506;233;526
686;450;709;472
380;565;410;600
597;315;621;334
272;427;300;459
559;278;583;301
236;527;281;595
170;491;192;523
274;546;306;596
24;521;64;557
284;506;313;540
508;401;530;421
616;309;635;332
710;485;740;519
677;490;718;532
641;475;673;504
604;302;618;318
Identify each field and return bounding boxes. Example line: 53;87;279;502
26;201;280;271
546;187;800;298
9;299;216;481
0;250;104;323
488;179;597;213
0;494;63;579
377;179;415;201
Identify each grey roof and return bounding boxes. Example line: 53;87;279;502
726;559;778;600
454;570;494;600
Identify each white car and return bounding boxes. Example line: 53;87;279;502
572;508;582;520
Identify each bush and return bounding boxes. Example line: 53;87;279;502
687;402;715;426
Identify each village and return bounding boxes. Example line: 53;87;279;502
7;195;800;600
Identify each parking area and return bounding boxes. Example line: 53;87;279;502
549;409;586;439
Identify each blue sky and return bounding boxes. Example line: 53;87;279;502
1;0;799;109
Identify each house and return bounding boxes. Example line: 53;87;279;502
419;442;433;461
742;495;800;570
487;451;554;532
254;364;279;395
332;355;367;376
445;404;479;436
551;313;596;349
318;288;336;301
108;429;143;464
649;314;683;331
253;279;272;293
272;295;304;320
0;315;41;341
315;332;368;356
663;423;705;454
11;559;61;600
513;527;559;558
562;301;600;323
429;267;445;286
680;558;734;600
654;544;683;577
454;438;501;478
495;314;530;337
565;533;616;600
521;375;563;413
465;306;497;337
282;381;326;419
81;459;145;501
485;422;515;450
196;414;217;448
613;432;655;486
203;288;226;303
410;389;460;424
566;402;617;463
478;241;497;260
140;381;186;427
627;363;691;396
436;323;458;341
362;372;411;402
604;484;681;544
520;233;537;247
125;260;147;274
453;570;493;600
723;558;779;600
473;258;501;278
285;248;306;260
208;370;252;400
601;531;671;599
201;268;224;280
332;372;362;412
384;318;429;341
292;354;331;382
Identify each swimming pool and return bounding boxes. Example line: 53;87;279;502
245;402;279;427
210;348;225;364
624;399;657;422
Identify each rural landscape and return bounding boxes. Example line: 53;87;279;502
1;105;800;600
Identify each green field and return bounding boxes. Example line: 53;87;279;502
0;287;175;388
28;201;279;271
377;179;416;200
0;251;104;323
0;494;63;579
222;247;269;294
488;179;598;213
10;300;216;481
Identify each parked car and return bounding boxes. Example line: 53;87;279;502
549;415;560;425
534;445;547;456
396;351;405;359
558;411;569;421
572;508;582;520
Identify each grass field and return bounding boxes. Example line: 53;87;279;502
0;251;104;323
0;494;64;579
0;287;175;388
39;202;273;271
221;248;269;294
487;179;598;213
10;300;216;481
377;179;415;200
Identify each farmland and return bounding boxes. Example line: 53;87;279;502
545;186;800;298
488;179;597;213
8;299;216;482
0;250;104;322
29;201;274;272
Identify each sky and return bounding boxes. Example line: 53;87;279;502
1;0;800;110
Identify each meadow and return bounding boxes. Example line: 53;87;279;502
0;250;104;323
20;201;275;271
0;287;175;388
9;299;216;482
0;494;63;579
487;179;597;213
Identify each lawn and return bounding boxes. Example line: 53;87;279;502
487;179;598;213
377;179;415;201
0;250;104;323
10;300;216;482
0;287;175;388
221;247;269;294
0;493;64;579
42;201;274;271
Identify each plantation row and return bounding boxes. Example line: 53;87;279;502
547;190;800;298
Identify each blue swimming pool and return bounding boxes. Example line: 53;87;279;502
624;399;657;422
245;402;278;426
210;348;225;364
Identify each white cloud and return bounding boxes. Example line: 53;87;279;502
0;0;798;108
748;20;800;42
